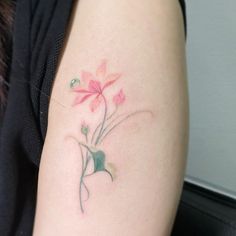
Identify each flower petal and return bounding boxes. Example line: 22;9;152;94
102;79;117;91
73;93;93;106
88;80;102;93
96;60;107;79
90;95;102;112
73;88;92;93
113;89;125;106
81;71;94;83
106;73;121;81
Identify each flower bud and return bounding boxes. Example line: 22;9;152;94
81;121;89;135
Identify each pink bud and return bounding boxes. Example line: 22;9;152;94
113;89;125;106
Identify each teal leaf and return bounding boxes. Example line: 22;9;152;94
92;150;106;172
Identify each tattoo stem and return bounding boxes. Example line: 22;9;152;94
79;156;91;213
79;143;91;212
95;94;108;145
91;106;118;145
98;110;154;144
79;144;85;173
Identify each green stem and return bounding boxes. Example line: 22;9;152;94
84;169;113;182
95;94;108;146
104;169;114;181
79;142;93;154
79;144;85;171
79;156;91;213
107;106;118;120
78;143;92;213
98;112;126;139
82;150;90;201
91;125;101;145
98;110;153;145
91;106;117;145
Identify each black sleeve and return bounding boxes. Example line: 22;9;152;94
0;1;74;235
179;0;187;36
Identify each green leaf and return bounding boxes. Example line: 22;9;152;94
92;150;106;172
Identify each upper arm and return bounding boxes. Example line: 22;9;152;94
33;1;188;235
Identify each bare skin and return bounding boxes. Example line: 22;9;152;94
33;0;188;235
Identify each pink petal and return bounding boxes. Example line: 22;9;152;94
73;94;93;106
73;88;91;93
88;80;102;93
113;89;126;106
81;71;94;83
96;60;107;79
102;79;117;91
90;95;102;112
106;73;122;81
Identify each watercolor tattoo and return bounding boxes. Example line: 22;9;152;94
70;60;151;213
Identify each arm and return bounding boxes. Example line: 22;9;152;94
33;0;188;235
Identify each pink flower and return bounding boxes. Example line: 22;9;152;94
113;89;125;106
72;60;122;112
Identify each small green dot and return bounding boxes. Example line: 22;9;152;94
70;78;80;88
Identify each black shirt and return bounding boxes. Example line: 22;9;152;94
0;1;186;235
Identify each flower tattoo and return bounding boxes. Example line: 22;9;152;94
70;60;151;213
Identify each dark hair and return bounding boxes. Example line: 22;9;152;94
0;1;14;110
